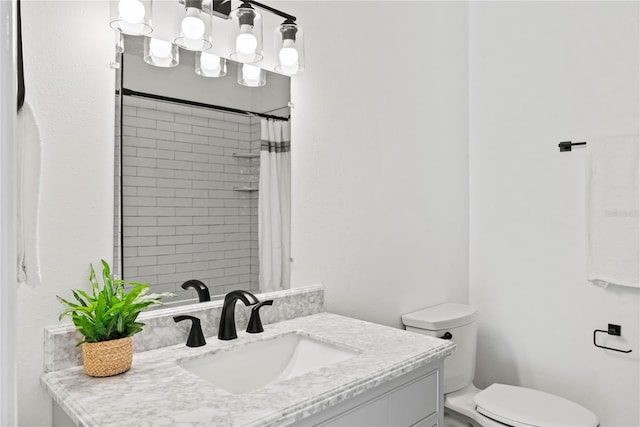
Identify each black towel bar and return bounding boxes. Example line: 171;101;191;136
559;141;587;152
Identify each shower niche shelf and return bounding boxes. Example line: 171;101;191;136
232;153;260;159
233;187;259;191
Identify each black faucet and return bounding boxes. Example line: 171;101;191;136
247;300;273;334
173;315;206;347
218;290;259;340
181;280;210;302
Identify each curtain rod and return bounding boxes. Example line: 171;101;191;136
120;88;289;121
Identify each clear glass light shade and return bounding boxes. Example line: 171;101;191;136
195;52;227;78
174;6;213;52
230;5;263;63
274;22;304;75
238;64;266;87
144;37;179;67
110;0;153;36
115;32;124;54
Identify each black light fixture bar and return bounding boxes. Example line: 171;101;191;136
245;0;296;22
211;0;232;18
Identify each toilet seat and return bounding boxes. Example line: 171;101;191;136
474;384;599;427
445;384;599;427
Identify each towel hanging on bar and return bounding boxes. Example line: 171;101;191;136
586;135;639;288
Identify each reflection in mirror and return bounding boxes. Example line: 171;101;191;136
114;35;291;308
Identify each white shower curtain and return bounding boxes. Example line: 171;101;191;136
258;118;291;292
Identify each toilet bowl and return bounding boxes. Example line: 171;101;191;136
402;303;599;427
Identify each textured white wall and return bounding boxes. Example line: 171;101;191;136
468;2;640;426
18;2;114;426
1;0;17;424
283;1;470;327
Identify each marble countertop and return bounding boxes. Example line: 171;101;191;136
41;312;455;427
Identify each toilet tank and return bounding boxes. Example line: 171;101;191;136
402;303;477;394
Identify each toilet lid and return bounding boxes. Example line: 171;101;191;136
474;384;599;427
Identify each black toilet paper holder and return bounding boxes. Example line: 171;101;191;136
593;324;632;353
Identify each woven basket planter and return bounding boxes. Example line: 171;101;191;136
82;336;133;377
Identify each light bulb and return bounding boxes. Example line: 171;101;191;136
118;0;145;24
279;40;299;67
236;25;258;55
181;15;205;40
280;63;299;75
200;53;221;71
150;38;172;67
242;64;262;84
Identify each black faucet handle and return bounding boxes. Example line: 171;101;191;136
174;315;206;347
181;280;211;302
247;300;273;334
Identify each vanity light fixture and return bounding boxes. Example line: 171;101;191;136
111;0;305;85
174;0;213;52
237;0;304;75
274;19;304;75
144;37;179;67
238;63;266;87
110;0;153;36
230;2;263;64
196;52;227;77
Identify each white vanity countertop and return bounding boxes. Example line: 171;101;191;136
41;312;455;427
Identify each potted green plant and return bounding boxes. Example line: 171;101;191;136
57;260;173;377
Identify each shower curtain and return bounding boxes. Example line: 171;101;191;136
258;118;291;292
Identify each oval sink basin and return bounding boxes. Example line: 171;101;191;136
178;332;360;394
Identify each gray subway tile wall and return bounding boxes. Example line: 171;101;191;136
120;96;260;300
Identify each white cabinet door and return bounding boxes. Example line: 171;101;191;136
389;370;438;425
297;361;443;427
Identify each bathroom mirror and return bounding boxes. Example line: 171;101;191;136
114;35;291;307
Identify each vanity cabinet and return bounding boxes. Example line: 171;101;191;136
295;360;443;427
44;312;454;427
52;361;443;427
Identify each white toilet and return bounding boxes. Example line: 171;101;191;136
402;303;599;427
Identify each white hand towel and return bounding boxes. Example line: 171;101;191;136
587;135;639;288
17;102;42;286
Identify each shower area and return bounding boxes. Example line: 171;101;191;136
121;93;265;298
113;49;291;303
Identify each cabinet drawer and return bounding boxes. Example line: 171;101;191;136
389;370;438;426
322;395;388;427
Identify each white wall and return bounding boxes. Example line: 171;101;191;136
18;2;114;426
468;2;639;426
282;1;470;327
1;0;17;424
